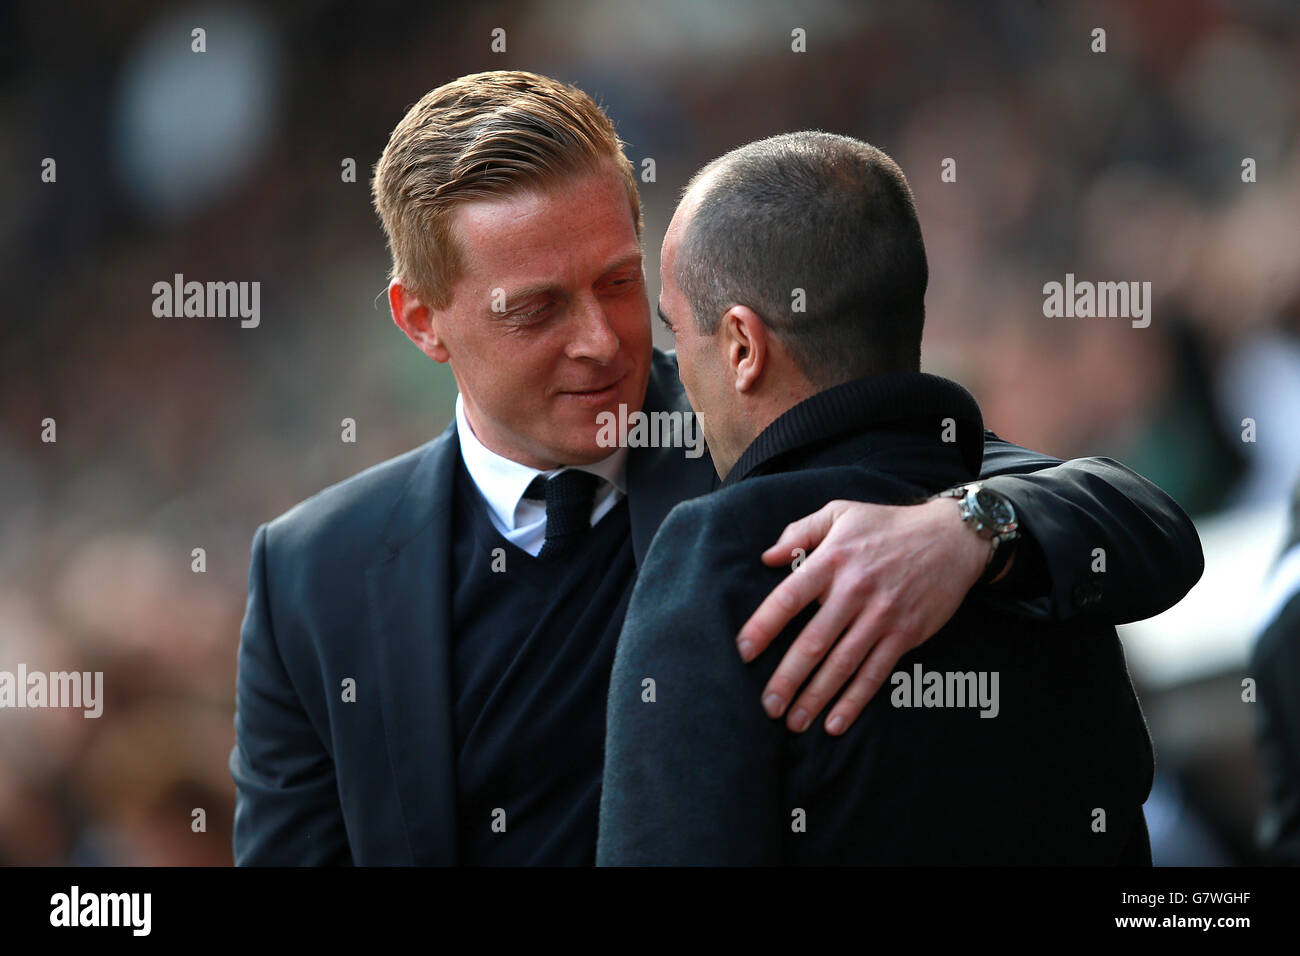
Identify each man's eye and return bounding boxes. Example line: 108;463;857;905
603;277;636;293
514;302;552;320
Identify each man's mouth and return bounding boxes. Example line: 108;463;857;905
560;374;625;403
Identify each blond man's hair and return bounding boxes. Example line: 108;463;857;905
370;70;642;310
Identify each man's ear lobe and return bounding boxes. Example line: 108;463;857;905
725;306;766;393
389;279;450;363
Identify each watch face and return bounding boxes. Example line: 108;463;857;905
975;489;1014;529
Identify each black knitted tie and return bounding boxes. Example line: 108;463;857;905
525;470;601;559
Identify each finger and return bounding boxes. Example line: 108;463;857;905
760;501;840;566
757;594;859;718
784;613;886;732
736;553;834;662
822;633;912;735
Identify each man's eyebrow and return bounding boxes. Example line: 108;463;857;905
602;252;644;274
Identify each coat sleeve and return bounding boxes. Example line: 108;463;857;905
597;502;787;865
229;524;353;865
974;430;1204;624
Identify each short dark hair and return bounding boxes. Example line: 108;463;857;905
676;132;927;384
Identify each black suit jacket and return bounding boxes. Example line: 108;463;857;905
598;372;1159;864
230;350;1201;864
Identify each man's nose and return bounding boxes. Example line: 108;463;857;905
566;295;619;364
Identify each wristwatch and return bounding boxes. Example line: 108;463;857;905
936;482;1020;584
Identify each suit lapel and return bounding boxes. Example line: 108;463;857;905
627;350;718;566
366;423;460;865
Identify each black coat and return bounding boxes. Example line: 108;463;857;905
598;371;1170;865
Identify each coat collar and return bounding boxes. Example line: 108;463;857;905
723;371;985;487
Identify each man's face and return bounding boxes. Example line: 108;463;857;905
658;188;738;475
428;164;652;469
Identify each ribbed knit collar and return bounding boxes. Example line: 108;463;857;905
722;371;985;487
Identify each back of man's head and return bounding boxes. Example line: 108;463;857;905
677;132;927;386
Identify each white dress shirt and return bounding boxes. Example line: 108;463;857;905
454;394;628;557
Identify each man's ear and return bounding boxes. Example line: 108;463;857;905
389;278;450;363
721;305;767;393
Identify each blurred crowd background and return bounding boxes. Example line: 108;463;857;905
1;0;1297;865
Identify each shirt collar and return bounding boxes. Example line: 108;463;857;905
454;393;627;530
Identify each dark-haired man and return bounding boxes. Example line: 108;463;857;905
599;132;1184;864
